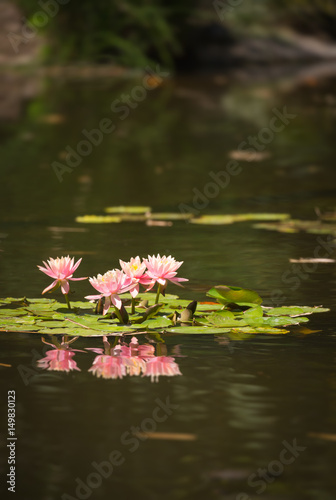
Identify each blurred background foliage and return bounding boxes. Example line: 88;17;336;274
13;0;336;67
272;0;336;38
16;0;196;66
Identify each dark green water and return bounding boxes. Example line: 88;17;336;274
1;67;336;500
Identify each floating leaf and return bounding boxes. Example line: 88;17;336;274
254;219;336;236
104;206;151;214
168;326;231;334
229;327;289;335
191;213;290;225
0;323;40;332
66;301;96;311
119;215;148;222
0;309;27;317
149;213;193;220
0;294;329;338
75;215;121;224
289;258;335;264
196;303;224;311
253;222;298;233
123;292;179;303
207;286;263;306
140;316;172;329
246;316;309;328
38;327;124;337
35;320;68;328
243;306;264;320
205;312;247;328
264;306;330;317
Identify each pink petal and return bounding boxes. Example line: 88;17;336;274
111;294;122;310
38;266;57;279
85;294;103;301
60;280;70;295
144;281;155;291
103;296;111;315
164;271;178;279
42;280;59;294
169;277;188;287
130;284;139;298
139;274;153;285
71;258;82;273
69;277;87;281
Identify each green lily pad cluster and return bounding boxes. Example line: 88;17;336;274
0;286;329;338
254;219;336;235
74;206;336;237
76;206;193;224
75;206;291;225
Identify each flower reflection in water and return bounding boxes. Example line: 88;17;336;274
88;336;182;382
143;356;182;382
37;336;83;372
36;335;182;381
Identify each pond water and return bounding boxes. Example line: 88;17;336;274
1;65;336;500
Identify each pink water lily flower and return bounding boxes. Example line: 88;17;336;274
143;254;188;292
85;269;134;314
119;256;152;298
38;256;87;295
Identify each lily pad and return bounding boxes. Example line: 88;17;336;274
191;213;290;225
38;327;124;337
0;324;40;333
168;326;231;334
205;312;247;328
196;303;224;311
230;327;289;335
264;306;330;316
254;219;336;236
243;306;264;320
0;293;329;338
149;213;193;221
75;215;121;224
0;309;28;317
207;286;263;306
140;316;173;329
253;222;298;233
119;215;148;222
104;206;151;214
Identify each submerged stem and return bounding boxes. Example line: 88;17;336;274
155;284;161;305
